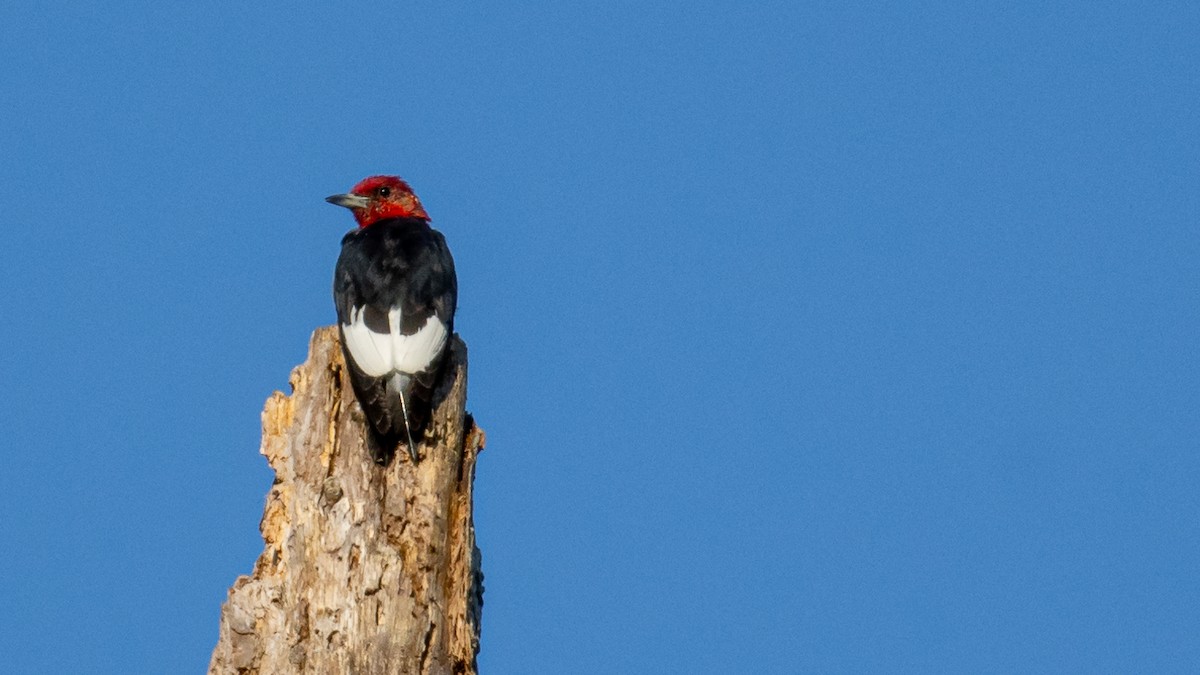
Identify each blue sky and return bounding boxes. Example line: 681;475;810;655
1;1;1197;672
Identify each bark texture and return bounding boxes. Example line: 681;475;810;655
209;327;484;675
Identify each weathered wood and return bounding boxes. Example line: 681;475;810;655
209;327;484;675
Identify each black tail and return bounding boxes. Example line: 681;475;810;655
359;384;434;465
343;349;445;466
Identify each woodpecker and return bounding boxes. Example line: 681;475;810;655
327;176;457;465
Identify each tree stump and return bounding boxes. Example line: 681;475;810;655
209;327;484;675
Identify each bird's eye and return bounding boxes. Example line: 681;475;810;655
377;187;392;198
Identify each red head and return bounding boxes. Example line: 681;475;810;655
326;175;429;228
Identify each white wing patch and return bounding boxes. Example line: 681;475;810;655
342;306;448;378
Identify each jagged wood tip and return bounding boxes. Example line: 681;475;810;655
209;326;485;675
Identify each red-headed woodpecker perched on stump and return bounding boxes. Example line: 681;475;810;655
327;176;457;465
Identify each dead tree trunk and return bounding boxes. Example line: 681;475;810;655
209;327;484;675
